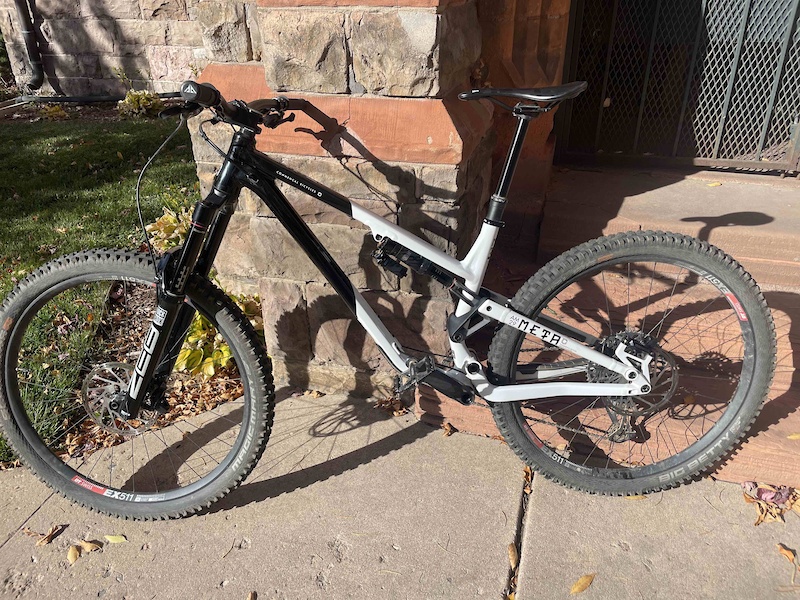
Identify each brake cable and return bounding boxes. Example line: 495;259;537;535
135;112;190;274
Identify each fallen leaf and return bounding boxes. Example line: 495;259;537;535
625;495;646;500
442;422;456;437
788;434;800;440
23;524;63;546
247;593;257;600
707;182;722;187
309;390;325;398
104;534;127;544
67;545;80;565
778;543;797;564
508;543;519;569
79;539;102;553
507;594;515;600
570;573;596;595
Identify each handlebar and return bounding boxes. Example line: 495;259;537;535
178;80;308;128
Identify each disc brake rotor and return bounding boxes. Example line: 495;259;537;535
588;331;679;419
81;362;158;437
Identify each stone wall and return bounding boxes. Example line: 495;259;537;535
0;0;211;95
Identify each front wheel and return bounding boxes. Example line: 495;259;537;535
488;231;776;495
0;250;274;519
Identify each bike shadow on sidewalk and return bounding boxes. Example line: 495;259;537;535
205;387;435;514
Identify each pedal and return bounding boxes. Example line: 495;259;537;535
392;356;435;397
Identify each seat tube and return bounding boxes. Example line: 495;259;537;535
486;115;532;225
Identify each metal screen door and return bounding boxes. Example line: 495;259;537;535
559;0;800;172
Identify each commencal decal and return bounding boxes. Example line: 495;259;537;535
275;169;323;198
508;313;568;347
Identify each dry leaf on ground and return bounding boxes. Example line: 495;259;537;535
373;396;408;417
508;543;519;569
778;543;797;565
742;482;798;525
788;433;800;440
442;422;456;436
79;539;102;553
104;534;127;544
67;545;81;565
309;390;325;398
246;592;257;600
570;573;596;595
22;524;63;546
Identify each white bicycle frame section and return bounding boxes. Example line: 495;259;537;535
347;204;652;403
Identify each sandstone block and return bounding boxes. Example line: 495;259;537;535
36;0;81;19
166;20;203;47
413;163;465;203
259;278;312;362
196;1;251;62
258;9;348;93
146;45;195;84
306;283;452;372
80;0;141;19
276;155;416;204
94;55;151;81
438;0;481;95
272;358;393;398
350;9;438;97
307;282;385;371
115;19;169;48
46;53;100;79
215;216;396;291
213;213;260;280
139;0;188;20
244;3;262;62
40;18;115;55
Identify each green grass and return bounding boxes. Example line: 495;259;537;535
0;111;201;462
0;112;200;298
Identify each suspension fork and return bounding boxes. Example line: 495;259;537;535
118;128;254;418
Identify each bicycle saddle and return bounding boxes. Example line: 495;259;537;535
459;81;587;104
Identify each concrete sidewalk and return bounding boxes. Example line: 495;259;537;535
1;391;799;599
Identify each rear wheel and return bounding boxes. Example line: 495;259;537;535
488;231;775;494
0;250;274;519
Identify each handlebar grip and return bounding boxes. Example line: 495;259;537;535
180;81;220;108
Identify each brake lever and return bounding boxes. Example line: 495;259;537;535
158;102;201;120
264;112;296;129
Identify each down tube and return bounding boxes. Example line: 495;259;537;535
244;175;411;373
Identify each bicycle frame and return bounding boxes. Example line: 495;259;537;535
121;111;651;418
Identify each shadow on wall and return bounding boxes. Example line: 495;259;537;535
27;0;180;96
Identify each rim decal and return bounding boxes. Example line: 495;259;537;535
71;475;106;495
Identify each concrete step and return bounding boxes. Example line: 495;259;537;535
539;167;800;292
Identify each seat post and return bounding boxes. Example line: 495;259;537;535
486;112;533;225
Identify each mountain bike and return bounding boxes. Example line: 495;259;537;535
0;80;776;519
